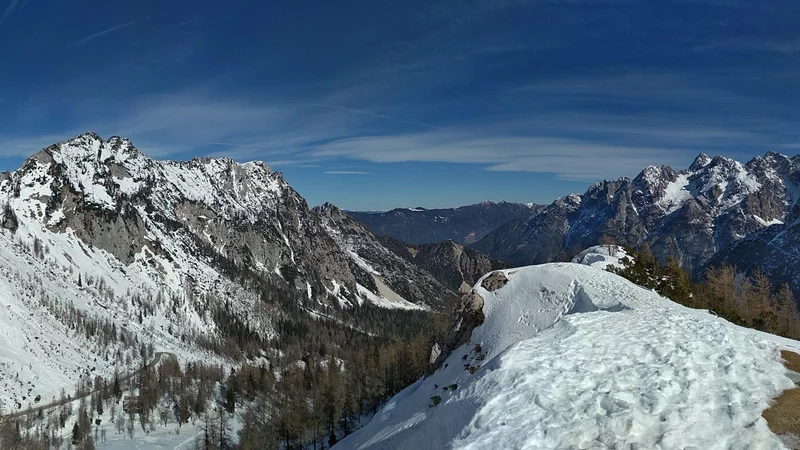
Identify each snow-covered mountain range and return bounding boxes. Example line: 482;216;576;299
0;132;462;412
334;259;800;449
472;152;800;293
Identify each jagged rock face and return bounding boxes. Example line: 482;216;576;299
313;203;457;309
0;198;18;232
434;289;485;368
0;133;366;307
347;201;539;245
376;237;504;293
473;152;800;277
647;199;716;274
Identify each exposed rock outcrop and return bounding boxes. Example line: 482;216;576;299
429;342;441;365
481;271;508;292
0;196;18;233
434;289;485;368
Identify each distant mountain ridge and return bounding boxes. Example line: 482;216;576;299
347;201;540;245
472;151;800;294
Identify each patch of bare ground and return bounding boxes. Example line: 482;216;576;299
762;350;800;449
781;350;800;373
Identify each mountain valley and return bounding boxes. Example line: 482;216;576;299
2;134;800;450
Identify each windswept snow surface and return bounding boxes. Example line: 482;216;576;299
571;245;631;271
335;263;800;450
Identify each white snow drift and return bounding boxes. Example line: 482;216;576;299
335;263;800;450
571;244;630;271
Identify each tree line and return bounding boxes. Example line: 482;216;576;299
611;243;800;338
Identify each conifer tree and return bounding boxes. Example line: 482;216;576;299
71;422;81;446
777;283;798;337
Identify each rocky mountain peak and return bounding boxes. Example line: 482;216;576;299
15;133;292;225
51;131;141;162
708;154;736;170
314;203;363;233
313;202;342;215
632;165;678;193
750;151;793;176
556;193;582;209
689;153;712;171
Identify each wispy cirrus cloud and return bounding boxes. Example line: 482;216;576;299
68;19;141;49
325;170;370;175
3;0;800;210
0;89;412;162
314;131;686;182
3;70;798;181
694;37;800;55
309;103;440;130
0;0;18;25
171;20;199;28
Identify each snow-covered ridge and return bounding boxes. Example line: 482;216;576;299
27;132;286;223
467;264;632;362
336;263;800;449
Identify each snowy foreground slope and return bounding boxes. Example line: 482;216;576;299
335;263;800;450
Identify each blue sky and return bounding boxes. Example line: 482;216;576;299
1;0;799;210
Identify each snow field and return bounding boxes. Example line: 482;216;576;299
335;263;800;450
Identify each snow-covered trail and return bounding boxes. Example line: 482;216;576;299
335;263;800;450
97;423;203;450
